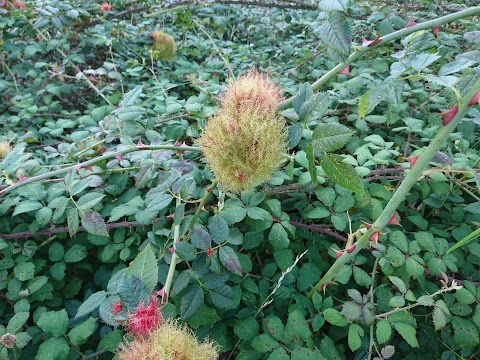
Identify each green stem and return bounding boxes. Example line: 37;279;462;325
163;180;218;301
0;145;201;197
308;78;480;298
163;197;182;301
278;6;480;110
368;258;379;360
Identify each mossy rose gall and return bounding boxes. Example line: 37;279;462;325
198;71;286;191
150;31;176;61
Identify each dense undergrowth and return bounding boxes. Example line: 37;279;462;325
1;0;480;359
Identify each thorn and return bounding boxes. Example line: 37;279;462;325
406;16;416;28
115;155;122;161
168;247;174;254
362;36;382;47
18;175;28;182
468;91;480;106
137;139;146;148
369;231;379;244
432;26;440;37
345;244;356;253
332;248;344;259
388;213;402;227
439;106;458;126
321;281;337;295
406;155;419;169
75;164;82;170
338;66;351;76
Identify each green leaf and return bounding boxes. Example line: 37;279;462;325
252;334;279;353
6;312;29;333
388;276;407;294
221;206;247;224
323;308;348;327
190;228;212;250
317;12;351;62
312;123;354;153
120;85;143;107
219;246;242;274
376;320;392;344
411;53;441;72
305;144;317;184
298;92;330;122
246;207;272;221
36;207;52;226
287;123;303;148
353;266;372;287
77;192;105;211
64;244;87;263
452;317;479;348
234;317;259;342
175;242;196;261
35;337;69;360
117;275;149;311
67;207;80;237
68;317;97;346
321;154;364;194
293;83;314;116
209;215;229;244
341;301;362;320
283;310;312;344
187;306;220;329
394;322;419;347
348;323;364;351
13;200;43;216
128;244;158;292
416;295;434;306
319;0;350;12
14;262;35;281
433;307;447;331
75;291;107;319
381;345;395;359
97;329;123;353
358;91;369;119
37;310;68;337
209;284;233;309
264;316;285;341
180;286;204;319
269;223;290;250
145;193;173;213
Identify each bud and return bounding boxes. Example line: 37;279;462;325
150;31;176;61
116;319;219;360
198;70;286;191
0;141;11;158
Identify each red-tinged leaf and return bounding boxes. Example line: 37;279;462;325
81;211;109;237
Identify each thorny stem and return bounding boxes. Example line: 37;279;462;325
278;6;480;110
0;145;201;197
308;78;480;298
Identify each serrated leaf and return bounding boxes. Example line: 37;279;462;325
319;0;350;11
128;244;158;292
317;12;351;62
381;345;395;359
37;310;68;337
347;289;363;304
452;317;479;348
293;83;314;116
416;295;434;306
376;320;391;344
190;228;211;250
109;196;144;222
209;284;233;308
77;192;105;211
411;53;441;72
323;308;348;327
348;323;364;351
67;207;79;237
341;301;362;320
321;153;364;194
135;164;154;189
298;92;330;122
36;337;69;360
81;211;109;236
388;276;407;294
433;307;447;331
394;322;419;347
120;86;143;107
75;291;107;319
219;246;242;274
187;306;220;329
146;193;173;212
13;201;43;216
209;215;229;244
117;106;144;121
305;144;317;184
68;317;97;346
358;91;369;119
312;123;354;153
6;312;30;333
117;274;149;311
180;286;204;319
